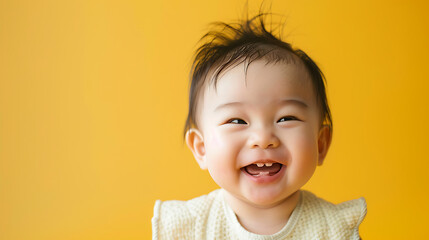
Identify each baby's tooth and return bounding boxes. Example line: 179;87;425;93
256;163;264;167
265;163;273;167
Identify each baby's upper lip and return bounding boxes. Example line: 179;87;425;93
241;159;285;168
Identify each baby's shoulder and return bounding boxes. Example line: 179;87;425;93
154;189;221;217
297;190;367;239
152;189;223;240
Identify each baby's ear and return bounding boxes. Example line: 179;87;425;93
317;125;332;166
185;129;207;170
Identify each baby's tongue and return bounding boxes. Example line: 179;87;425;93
245;163;282;175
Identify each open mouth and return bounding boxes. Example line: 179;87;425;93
241;163;283;177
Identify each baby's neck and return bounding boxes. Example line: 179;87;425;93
223;190;301;235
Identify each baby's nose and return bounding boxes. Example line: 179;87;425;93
248;127;280;149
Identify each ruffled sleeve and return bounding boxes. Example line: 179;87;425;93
151;199;196;240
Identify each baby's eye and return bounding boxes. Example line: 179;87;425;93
227;118;247;124
277;116;299;122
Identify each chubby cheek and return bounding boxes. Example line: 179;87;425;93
206;129;222;148
286;130;319;182
205;128;240;157
205;129;224;156
204;129;241;184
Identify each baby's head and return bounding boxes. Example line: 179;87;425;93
185;15;333;206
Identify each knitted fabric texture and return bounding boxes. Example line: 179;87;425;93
152;189;367;240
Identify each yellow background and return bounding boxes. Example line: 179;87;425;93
1;0;428;239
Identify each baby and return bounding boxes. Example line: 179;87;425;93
152;14;367;239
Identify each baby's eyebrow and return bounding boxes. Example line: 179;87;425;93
278;99;309;108
214;99;308;112
214;102;243;112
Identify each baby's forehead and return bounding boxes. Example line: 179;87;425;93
198;64;317;116
205;57;313;92
209;48;302;81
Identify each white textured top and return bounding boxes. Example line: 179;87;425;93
152;189;367;240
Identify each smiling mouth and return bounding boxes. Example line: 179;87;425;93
242;163;283;177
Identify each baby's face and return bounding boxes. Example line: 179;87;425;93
188;59;330;207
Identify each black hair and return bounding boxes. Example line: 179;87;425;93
184;13;332;137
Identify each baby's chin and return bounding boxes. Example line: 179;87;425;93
224;186;300;208
245;188;300;207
